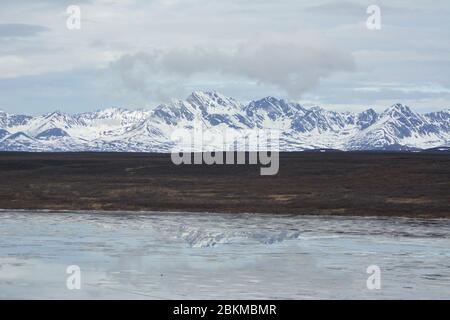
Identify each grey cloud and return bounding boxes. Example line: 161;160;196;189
0;23;49;38
305;77;450;110
1;0;447;113
109;34;355;100
304;1;421;23
305;1;368;15
352;87;450;101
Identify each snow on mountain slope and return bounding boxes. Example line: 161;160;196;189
0;131;41;151
35;128;70;140
0;111;32;128
356;109;379;130
75;107;153;139
185;91;253;130
10;111;84;137
0;128;10;140
0;92;448;152
346;104;445;150
245;97;305;130
424;109;450;142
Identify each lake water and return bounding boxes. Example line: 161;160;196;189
0;211;449;299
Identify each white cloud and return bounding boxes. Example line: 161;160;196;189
109;32;355;100
0;0;449;112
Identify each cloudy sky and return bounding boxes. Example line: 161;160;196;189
0;0;449;114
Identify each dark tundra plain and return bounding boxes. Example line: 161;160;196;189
0;152;449;218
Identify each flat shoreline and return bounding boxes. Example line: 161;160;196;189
0;152;449;218
1;208;449;221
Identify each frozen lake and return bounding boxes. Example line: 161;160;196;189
0;211;449;299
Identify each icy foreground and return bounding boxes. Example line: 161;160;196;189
1;91;449;151
0;211;449;299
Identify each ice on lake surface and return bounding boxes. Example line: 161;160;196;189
0;211;449;299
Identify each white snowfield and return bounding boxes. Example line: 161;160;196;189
0;91;449;152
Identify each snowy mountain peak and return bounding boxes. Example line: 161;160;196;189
245;97;306;127
36;128;70;140
5;131;34;141
0;111;32;128
44;110;63;117
187;91;242;112
189;90;235;102
357;108;379;129
383;103;415;117
360;107;377;115
0;92;449;152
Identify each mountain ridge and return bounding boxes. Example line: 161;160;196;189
0;91;449;152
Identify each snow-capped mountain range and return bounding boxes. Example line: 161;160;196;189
0;91;449;152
